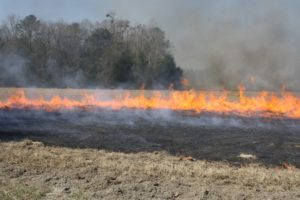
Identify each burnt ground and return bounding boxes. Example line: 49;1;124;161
0;108;299;168
1;108;300;199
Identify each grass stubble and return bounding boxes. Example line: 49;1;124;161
0;140;299;200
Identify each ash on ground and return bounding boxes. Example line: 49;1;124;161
0;108;299;167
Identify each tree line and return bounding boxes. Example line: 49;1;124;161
0;14;183;89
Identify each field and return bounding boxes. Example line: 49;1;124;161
0;88;300;199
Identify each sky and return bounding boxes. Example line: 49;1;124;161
1;0;300;89
0;1;299;21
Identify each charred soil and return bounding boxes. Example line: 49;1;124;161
0;108;300;199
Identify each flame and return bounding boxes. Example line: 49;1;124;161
0;88;300;118
181;78;190;89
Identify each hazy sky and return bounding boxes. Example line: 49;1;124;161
1;1;299;51
1;0;300;89
1;0;299;26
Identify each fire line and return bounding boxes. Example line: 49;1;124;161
0;87;300;119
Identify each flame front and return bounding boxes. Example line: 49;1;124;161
1;88;300;118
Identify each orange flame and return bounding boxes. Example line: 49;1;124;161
181;78;190;89
0;88;300;118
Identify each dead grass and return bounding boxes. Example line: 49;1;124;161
0;139;300;199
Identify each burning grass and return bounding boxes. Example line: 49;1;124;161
1;87;300;119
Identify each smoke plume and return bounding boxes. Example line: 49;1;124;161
2;0;300;90
154;1;300;90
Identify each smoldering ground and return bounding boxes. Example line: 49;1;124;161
1;104;300;167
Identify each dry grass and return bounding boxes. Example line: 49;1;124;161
1;140;300;200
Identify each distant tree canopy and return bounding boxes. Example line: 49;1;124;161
0;14;183;89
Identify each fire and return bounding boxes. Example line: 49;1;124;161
181;78;190;89
0;87;300;118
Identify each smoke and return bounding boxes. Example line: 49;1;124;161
46;58;86;88
1;107;299;135
150;1;300;90
106;0;300;90
0;54;31;87
2;0;300;90
0;53;86;88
